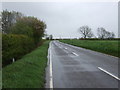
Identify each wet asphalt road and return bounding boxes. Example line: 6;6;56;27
49;40;119;88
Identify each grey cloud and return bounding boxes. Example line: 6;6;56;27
2;2;118;38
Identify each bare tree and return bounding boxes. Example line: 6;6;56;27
97;27;115;39
78;25;93;38
97;27;106;39
49;34;53;40
110;32;115;38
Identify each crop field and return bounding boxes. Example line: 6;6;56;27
60;39;119;57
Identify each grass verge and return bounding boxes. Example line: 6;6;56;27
2;41;50;88
0;70;1;89
60;39;119;57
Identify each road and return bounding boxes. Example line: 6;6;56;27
46;40;119;88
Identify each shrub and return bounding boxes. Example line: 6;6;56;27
2;34;35;67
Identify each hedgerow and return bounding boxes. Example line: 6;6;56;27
2;34;35;66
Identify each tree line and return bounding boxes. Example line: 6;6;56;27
2;10;46;44
78;25;115;39
2;10;46;66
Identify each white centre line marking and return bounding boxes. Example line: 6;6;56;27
98;67;120;81
65;48;67;49
72;52;79;56
49;42;53;89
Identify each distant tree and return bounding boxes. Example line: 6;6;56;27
110;32;115;38
44;31;49;39
78;25;94;38
106;32;115;38
97;27;106;39
97;27;115;39
49;35;53;40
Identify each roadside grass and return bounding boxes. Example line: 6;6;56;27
2;41;50;88
60;39;119;57
0;70;1;89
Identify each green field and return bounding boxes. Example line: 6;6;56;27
2;41;50;88
60;40;119;57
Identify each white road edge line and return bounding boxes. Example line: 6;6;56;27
98;67;120;81
49;42;53;89
72;52;79;56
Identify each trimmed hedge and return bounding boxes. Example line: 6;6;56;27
2;34;35;66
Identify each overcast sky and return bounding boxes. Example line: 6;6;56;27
2;2;118;38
